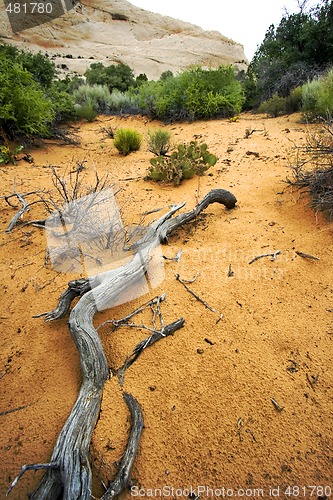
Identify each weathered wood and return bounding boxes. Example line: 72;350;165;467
14;188;236;499
101;393;144;500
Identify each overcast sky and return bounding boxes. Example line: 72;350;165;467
129;0;320;61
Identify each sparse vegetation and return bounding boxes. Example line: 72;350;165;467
301;69;333;121
258;94;287;117
113;128;142;155
146;128;172;156
148;141;218;185
288;117;333;219
0;144;23;165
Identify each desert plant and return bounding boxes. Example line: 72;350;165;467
84;62;135;92
258;94;287;117
113;128;142;155
135;66;244;121
287;117;333;219
146;128;172;155
73;84;112;115
285;85;303;114
0;144;23;165
0;59;55;137
74;102;97;122
301;69;333;121
107;89;140;115
148;141;218;186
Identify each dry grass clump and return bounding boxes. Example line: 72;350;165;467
288;118;333;219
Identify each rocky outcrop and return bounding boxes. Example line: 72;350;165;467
0;0;248;80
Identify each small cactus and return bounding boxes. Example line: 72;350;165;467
147;141;218;186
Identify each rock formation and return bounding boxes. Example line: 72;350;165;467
0;0;248;80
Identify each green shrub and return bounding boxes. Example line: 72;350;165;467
258;94;287;117
0;44;56;88
135;66;245;121
73;84;112;114
146;128;172;155
0;144;23;165
84;62;135;92
0;60;55;137
113;128;142;155
148;141;218;185
301;69;333;121
74;102;97;122
107;89;140;114
46;84;77;123
285;86;303;114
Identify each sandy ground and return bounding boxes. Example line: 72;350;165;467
0;113;332;499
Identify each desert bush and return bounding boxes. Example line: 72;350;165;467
74;102;97;122
46;84;77;124
73;84;112;115
0;44;56;88
146;128;172;156
0;59;55;137
248;0;333;107
113;128;142;155
135;66;244;121
84;62;135;92
301;69;333;121
285;86;303;114
107;89;140;115
148;141;218;185
288;117;333;219
0;144;23;165
258;94;287;117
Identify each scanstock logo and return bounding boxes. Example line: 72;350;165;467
4;0;77;33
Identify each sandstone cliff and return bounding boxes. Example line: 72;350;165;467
0;0;248;79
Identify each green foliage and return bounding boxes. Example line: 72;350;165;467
248;1;333;107
258;94;287;117
73;84;112;115
0;58;55;137
0;44;56;88
159;70;174;81
75;101;97;122
135;73;148;87
107;89;140;114
148;141;218;185
301;68;333;120
46;83;77;123
135;66;244;121
0;144;23;165
113;128;142;155
285;85;303;113
146;128;172;156
84;62;135;92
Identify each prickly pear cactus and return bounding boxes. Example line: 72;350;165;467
148;141;217;186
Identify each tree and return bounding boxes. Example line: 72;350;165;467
246;0;333;106
84;62;135;92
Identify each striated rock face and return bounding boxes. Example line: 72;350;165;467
0;0;248;80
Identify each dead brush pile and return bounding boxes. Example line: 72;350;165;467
288;118;333;219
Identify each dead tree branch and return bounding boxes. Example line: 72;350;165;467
248;250;281;265
11;188;236;499
100;393;144;500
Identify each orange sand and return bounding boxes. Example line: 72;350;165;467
1;113;332;499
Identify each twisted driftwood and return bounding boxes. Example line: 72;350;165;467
9;188;236;499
